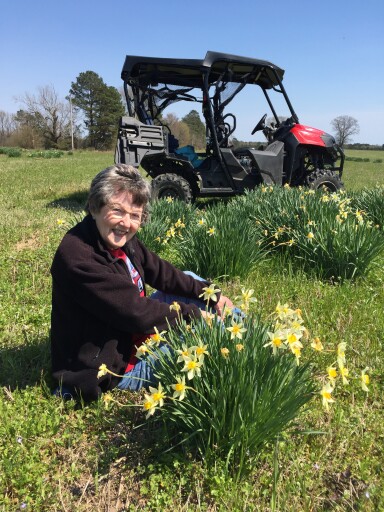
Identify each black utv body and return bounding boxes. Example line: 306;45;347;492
115;51;344;201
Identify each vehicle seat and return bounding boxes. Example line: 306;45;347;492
175;145;204;168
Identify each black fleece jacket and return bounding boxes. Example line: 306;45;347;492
50;215;214;401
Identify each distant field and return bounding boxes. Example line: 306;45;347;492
343;149;384;190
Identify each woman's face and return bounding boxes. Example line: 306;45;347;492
92;191;144;250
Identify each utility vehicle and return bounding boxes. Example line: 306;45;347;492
115;51;344;201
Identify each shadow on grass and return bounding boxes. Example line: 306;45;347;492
47;190;88;212
0;335;52;390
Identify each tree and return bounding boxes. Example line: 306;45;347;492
70;71;124;150
182;110;205;149
162;113;190;147
331;115;360;147
16;85;71;148
0;111;16;145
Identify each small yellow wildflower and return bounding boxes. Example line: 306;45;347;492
207;227;216;236
221;347;230;358
226;320;247;340
361;367;370;392
57;219;64;226
235;343;244;352
165;196;173;203
320;382;335;411
198;218;206;226
172;376;187;400
307;231;315;240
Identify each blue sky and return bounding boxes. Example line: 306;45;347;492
1;0;383;144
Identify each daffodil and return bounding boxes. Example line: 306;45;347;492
264;331;285;355
172;376;187;400
207;227;215;236
307;231;315;240
195;342;209;361
275;302;294;320
182;357;203;380
102;392;114;409
148;383;166;407
220;347;230;358
311;337;324;352
169;301;181;313
226;320;247;340
151;326;167;345
97;364;108;378
198;218;206;226
199;285;221;303
142;396;157;418
361;367;370;392
340;366;349;385
136;343;151;358
165;196;173;203
176;344;194;363
320;382;335;411
337;342;347;368
235;343;244;352
327;366;338;385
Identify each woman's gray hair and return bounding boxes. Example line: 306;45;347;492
86;164;151;222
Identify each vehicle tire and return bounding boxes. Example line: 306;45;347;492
305;169;344;192
151;173;194;202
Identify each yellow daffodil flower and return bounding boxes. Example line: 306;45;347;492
195;343;209;361
361;367;370;392
220;347;230;359
307;231;315;240
320;382;335;411
199;285;221;303
226;320;247;340
337;342;347;368
182;357;203;380
165;197;173;203
311;337;324;352
327;366;338;385
148;383;166;407
143;396;157;419
151;327;167;345
172;376;187;401
235;343;244;352
170;301;181;313
136;344;151;358
97;364;108;378
340;366;349;385
207;227;216;236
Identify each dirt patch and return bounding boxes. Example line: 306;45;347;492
15;234;40;251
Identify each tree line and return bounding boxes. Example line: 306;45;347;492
0;73;380;151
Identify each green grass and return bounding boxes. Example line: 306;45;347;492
0;151;383;511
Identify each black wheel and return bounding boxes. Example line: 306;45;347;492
305;169;344;192
151;173;194;202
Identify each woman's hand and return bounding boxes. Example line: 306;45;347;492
214;294;234;318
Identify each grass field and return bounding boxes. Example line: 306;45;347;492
0;150;383;511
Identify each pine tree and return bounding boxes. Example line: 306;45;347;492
70;71;124;149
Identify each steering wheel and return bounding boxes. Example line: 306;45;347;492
251;114;267;135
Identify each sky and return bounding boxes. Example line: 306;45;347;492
1;0;383;145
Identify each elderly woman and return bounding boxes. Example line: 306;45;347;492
51;164;233;401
